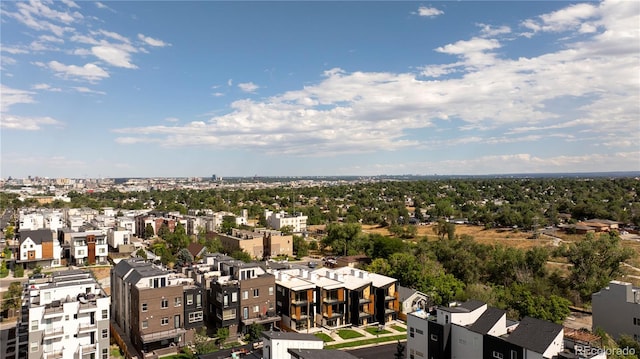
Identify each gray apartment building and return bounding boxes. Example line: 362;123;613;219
592;280;640;341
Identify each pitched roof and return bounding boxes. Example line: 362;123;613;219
19;229;54;245
467;307;506;334
439;300;486;313
398;285;417;302
506;316;563;354
187;242;205;258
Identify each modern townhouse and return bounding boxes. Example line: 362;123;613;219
15;270;110;359
272;267;398;331
111;259;204;357
592;280;640;341
59;229;108;265
16;229;63;269
202;254;280;338
274;270;316;332
406;300;606;359
107;227;132;250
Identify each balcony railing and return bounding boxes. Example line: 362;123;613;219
291;298;308;306
322;297;341;304
43;327;64;338
44;349;64;359
384;295;396;301
80;344;97;353
78;322;96;332
322;312;343;318
358;297;371;304
44;306;64;317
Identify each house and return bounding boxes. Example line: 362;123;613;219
397;285;431;321
16;229;62;269
187;242;206;259
406;300;605;359
592;280;640;341
15;270;110;359
217;228;293;259
65;229;109;265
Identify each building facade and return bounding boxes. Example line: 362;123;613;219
16;270;110;359
592;280;640;341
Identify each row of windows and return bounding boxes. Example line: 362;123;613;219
142;315;180;329
219;287;274;306
142;295;200;311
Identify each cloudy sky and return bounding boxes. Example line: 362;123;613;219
1;1;639;178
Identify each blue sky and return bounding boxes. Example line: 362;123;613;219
1;1;639;178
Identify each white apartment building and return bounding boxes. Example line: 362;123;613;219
261;331;323;359
16;270;111;359
116;217;136;233
264;210;308;232
68;230;108;265
19;212;45;231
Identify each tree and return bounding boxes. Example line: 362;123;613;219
4;225;14;240
144;223;155;239
280;225;294;235
432;219;455;240
562;232;634;301
221;215;237;235
136;248;148;259
3;282;23;315
176;248;194;267
14;265;24;278
216;327;229;346
193;328;216;355
293;235;309;258
231;249;252;263
245;323;264;343
394;340;405;359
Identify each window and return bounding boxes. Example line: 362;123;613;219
253;289;259;297
243;291;249;300
430;334;438;341
510;350;517;359
187;294;193;305
253;305;260;313
231;292;237;302
196;294;202;308
161;298;169;308
99;248;105;254
269;287;274;295
30;342;38;353
223;295;229;306
493;352;504;359
31;320;38;331
44;292;51;301
175;297;182;307
445;315;449;324
102;348;108;359
222;309;236;320
174;315;180;328
243;307;249;319
416;329;424;335
161;317;169;326
141;320;148;329
102;309;108;319
142;303;148;312
102;329;108;339
189;311;204;323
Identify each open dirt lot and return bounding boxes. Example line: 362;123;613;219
362;224;554;249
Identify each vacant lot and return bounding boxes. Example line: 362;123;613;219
362;224;553;249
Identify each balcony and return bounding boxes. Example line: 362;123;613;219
78;301;97;312
385;308;396;314
358;297;371;304
79;343;97;356
322;312;343;319
384;295;396;301
358;312;373;318
140;328;186;344
78;322;96;333
291;298;308;306
44;349;64;359
322;297;341;304
43;327;64;339
43;306;64;318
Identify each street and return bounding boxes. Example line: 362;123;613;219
347;342;406;359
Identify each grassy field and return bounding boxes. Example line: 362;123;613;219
364;327;391;335
337;329;364;340
314;332;334;342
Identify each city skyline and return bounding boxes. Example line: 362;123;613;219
2;1;639;178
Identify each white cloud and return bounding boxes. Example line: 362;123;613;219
212;92;225;97
522;2;599;34
137;33;170;47
60;0;80;9
43;60;110;81
1;85;36;111
32;83;62;92
165;117;180;123
415;6;443;18
477;23;511;37
238;82;260;93
0;114;62;131
73;86;106;95
94;2;114;12
91;45;137;68
435;37;501;55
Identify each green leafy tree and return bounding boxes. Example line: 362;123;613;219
433;219;455;240
216;327;229;346
136;248;148;259
14;265;24;278
245;323;264;343
3;282;23;314
394;341;405;359
280;225;294;235
231;249;252;263
293;235;309;257
176;248;194;267
4;225;15;240
0;260;9;278
562;232;634;301
144;223;155;239
193;328;216;355
221;216;238;235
